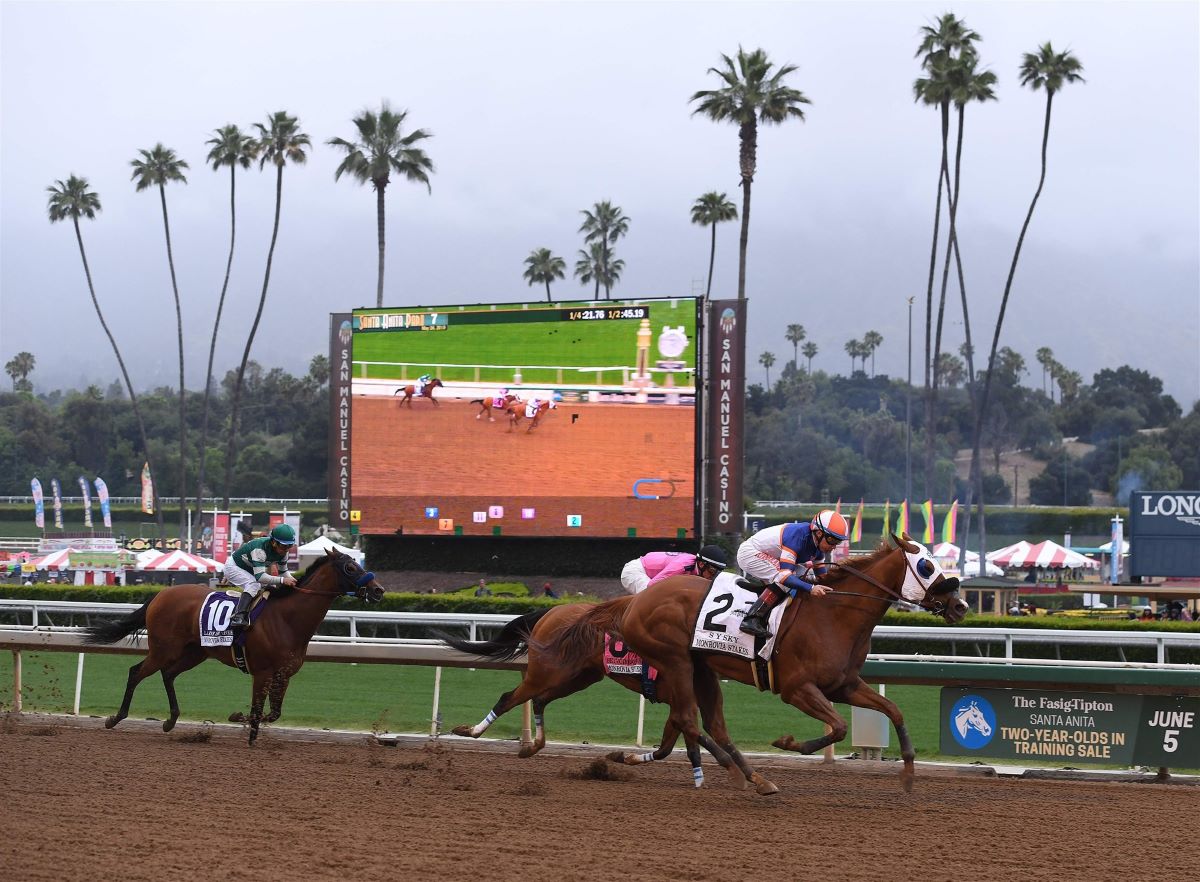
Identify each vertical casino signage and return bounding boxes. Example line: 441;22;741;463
706;300;746;535
328;313;353;531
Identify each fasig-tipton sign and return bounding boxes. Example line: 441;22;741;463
1129;490;1200;578
940;687;1200;766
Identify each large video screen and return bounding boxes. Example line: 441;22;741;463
349;298;700;539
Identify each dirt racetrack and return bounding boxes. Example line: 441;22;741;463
3;716;1196;882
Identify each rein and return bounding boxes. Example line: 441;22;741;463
292;560;377;598
824;561;904;603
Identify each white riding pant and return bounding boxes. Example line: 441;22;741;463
620;559;650;594
736;544;786;585
223;558;261;596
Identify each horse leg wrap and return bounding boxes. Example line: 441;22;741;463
471;709;498;736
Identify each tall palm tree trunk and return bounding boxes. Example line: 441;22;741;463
972;92;1056;561
705;222;717;299
157;183;188;540
544;280;551;302
72;218;163;534
195;164;238;531
375;185;386;308
223;164;284;506
922;101;950;499
736;121;756;301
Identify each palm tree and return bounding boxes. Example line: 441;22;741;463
801;341;818;373
194;125;257;525
862;330;884;376
523;248;566;302
573;241;624;296
691;47;810;300
328;102;434;307
578;201;630;299
1035;346;1055;396
784;323;806;370
4;351;35;391
971;42;1084;564
47;176;162;530
758;351;776;388
844;339;860;374
689;192;737;301
223;111;311;506
915;13;981;497
130;144;189;539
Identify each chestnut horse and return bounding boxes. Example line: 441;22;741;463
539;534;968;794
507;397;556;432
394;377;444;407
471;393;521;421
83;549;384;744
442;597;744;788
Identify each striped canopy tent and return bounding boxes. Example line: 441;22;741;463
985;540;1031;563
990;540;1099;570
32;549;73;570
140;550;221;573
931;542;981;563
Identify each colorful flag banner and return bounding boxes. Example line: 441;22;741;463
50;478;63;529
941;500;959;544
141;463;154;515
898;500;909;536
881;500;891;537
78;475;93;528
851;499;864;543
920;499;934;543
31;478;45;529
94;477;112;528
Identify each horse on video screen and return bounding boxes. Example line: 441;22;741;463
83;549;384;745
507;397;556;433
471;393;521;421
538;534;968;794
441;595;745;788
394;377;444;407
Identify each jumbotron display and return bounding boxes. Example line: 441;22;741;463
349;298;701;539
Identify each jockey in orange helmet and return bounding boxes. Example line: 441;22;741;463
736;509;849;638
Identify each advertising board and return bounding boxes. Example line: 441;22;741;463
1129;490;1200;577
348;298;701;539
940;686;1200;766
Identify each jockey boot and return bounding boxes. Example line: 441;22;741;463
229;591;255;632
739;587;783;638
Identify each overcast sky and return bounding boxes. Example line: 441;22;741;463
2;1;1197;407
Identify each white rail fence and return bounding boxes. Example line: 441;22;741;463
3;600;1198;748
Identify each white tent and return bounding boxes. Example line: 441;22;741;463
297;536;365;569
1097;539;1130;555
961;559;1006;578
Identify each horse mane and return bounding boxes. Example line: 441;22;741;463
822;539;895;586
282;551;339;593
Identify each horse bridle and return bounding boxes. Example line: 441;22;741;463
294;553;378;598
825;552;956;613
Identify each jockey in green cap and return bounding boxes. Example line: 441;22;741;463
225;523;298;631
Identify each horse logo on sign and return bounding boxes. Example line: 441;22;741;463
950;695;996;749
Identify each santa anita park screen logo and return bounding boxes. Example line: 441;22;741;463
950;695;997;749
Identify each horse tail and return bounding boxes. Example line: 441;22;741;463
82;600;150;645
533;596;634;670
438;608;553;662
470;399;484;405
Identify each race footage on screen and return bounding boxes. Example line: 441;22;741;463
349;298;700;539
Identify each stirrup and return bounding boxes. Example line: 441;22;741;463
740;615;770;637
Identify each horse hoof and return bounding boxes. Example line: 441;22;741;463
103;716;120;729
450;725;476;738
901;767;915;793
726;766;747;789
605;750;629;764
229;712;246;723
162;719;176;733
752;775;780;796
517;743;540;759
772;735;796;751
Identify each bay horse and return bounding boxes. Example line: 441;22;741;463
507;397;556;433
83;549;384;744
471;393;520;421
539;533;968;794
394;377;444;407
441;597;745;788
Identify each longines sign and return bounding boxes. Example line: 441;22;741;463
1129;490;1200;578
